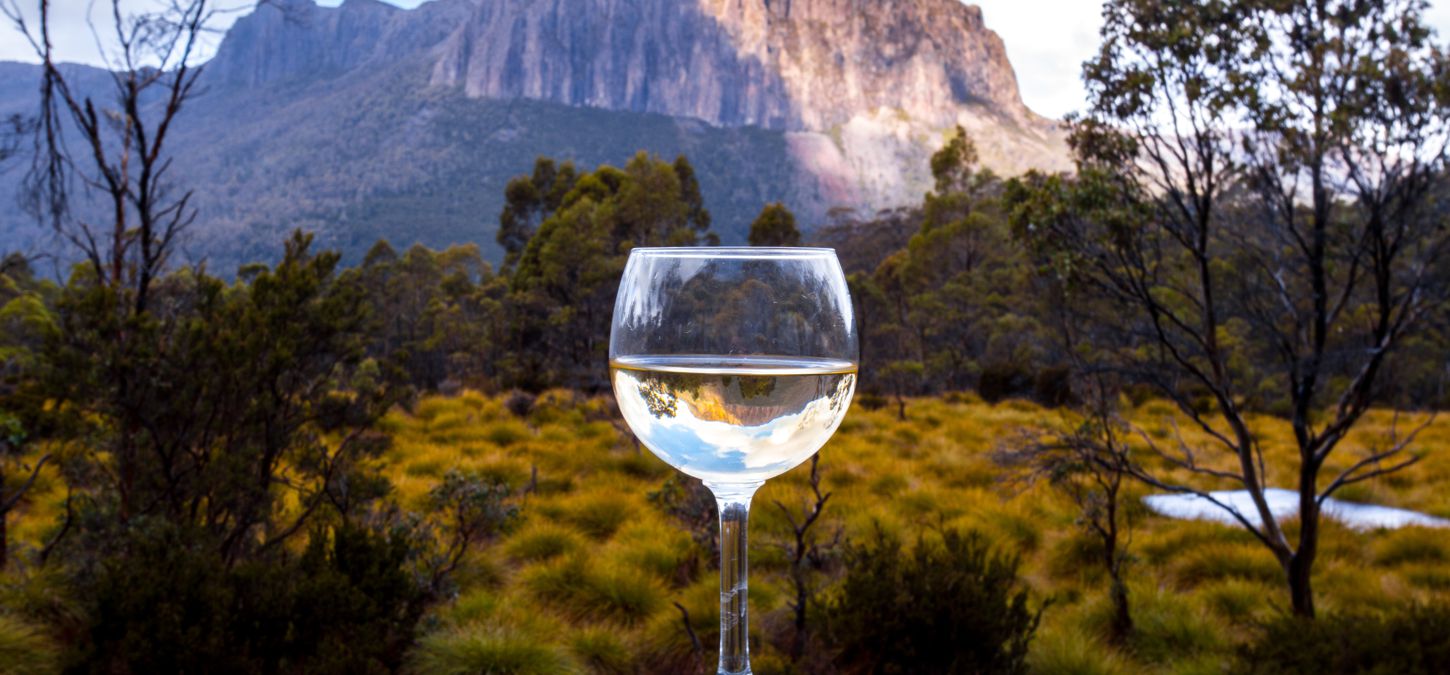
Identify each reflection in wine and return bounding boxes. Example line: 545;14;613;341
611;355;856;485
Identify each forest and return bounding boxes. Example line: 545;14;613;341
3;0;1450;673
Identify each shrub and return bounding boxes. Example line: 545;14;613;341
1032;366;1075;407
648;475;716;559
68;522;425;674
978;364;1031;404
856;392;889;411
825;526;1039;674
504;390;537;419
1236;604;1450;674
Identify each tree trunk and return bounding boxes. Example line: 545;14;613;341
1288;466;1320;618
1288;554;1315;618
0;502;8;570
1108;574;1132;644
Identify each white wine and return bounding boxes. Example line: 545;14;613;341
611;355;857;484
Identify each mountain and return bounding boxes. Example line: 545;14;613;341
0;0;1069;270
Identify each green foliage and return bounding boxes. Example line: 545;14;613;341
648;474;717;561
69;521;424;674
508;152;716;390
826;526;1039;674
0;234;529;673
356;240;504;391
747;202;801;247
1237;605;1450;675
846;129;1062;406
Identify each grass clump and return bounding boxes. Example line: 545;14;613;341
1194;578;1275;623
552;491;638;539
483;419;532;447
410;627;576;675
1120;584;1225;664
569;627;633;674
506;523;584;563
1170;542;1284;586
1027;626;1133;675
0;614;59;675
525;556;665;625
1372;527;1449;566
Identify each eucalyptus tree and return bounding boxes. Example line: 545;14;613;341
1007;0;1450;617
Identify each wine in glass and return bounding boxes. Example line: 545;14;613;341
610;247;858;675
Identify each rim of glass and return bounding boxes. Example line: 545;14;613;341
628;246;836;259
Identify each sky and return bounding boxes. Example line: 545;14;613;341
4;0;1450;120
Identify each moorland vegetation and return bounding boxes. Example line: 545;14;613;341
2;0;1450;673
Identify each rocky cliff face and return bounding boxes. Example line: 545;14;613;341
3;0;1069;266
430;0;1029;128
425;0;1067;209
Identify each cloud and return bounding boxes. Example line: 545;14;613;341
969;0;1105;119
5;0;1450;122
970;0;1450;120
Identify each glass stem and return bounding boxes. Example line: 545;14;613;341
707;481;760;675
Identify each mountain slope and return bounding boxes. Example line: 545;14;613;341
1;0;1069;269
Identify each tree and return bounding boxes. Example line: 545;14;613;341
509;152;716;390
771;455;841;663
0;114;30;164
498;157;579;271
1006;0;1450;617
0;255;58;569
996;376;1135;644
748;203;801;246
2;0;265;314
847;129;1057;403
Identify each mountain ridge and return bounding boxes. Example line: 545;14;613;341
0;0;1069;268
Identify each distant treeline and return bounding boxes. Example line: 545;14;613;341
265;133;1450;413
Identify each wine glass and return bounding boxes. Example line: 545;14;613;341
610;247;858;675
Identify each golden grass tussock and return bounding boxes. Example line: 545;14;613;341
409;626;578;675
1168;541;1285;587
524;554;667;625
0;613;59;675
1027;625;1136;675
568;627;634;674
1372;526;1450;566
506;523;586;563
11;391;1450;673
1192;577;1279;623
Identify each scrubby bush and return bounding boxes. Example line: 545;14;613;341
648;475;717;562
1237;604;1450;674
69;522;425;674
979;364;1032;404
825;526;1039;674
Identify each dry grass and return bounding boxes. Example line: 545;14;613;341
7;392;1448;674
